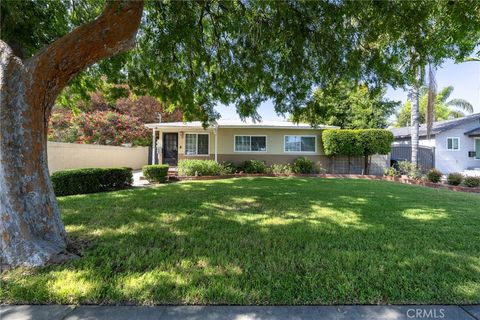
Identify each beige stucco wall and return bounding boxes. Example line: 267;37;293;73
216;128;325;155
155;127;326;165
47;142;149;173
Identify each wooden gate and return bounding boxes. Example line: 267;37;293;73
391;145;435;171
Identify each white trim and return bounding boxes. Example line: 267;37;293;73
475;137;480;160
184;132;210;156
284;135;317;153
234;135;268;153
446;137;460;151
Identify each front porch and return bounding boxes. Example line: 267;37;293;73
146;122;219;166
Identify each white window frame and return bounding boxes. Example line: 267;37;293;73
234;135;268;153
446;137;460;151
284;135;317;153
184;132;210;156
475;137;480;160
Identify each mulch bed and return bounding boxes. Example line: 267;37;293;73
168;173;480;193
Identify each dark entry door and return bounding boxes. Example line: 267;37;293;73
163;133;178;165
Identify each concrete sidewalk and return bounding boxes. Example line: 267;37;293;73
1;305;479;320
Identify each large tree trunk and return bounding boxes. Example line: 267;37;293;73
0;1;143;268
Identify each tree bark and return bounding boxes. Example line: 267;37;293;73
0;1;143;268
409;83;420;168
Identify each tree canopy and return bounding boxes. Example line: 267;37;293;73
2;0;479;124
291;82;399;129
395;85;474;127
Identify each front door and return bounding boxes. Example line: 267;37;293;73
162;133;178;165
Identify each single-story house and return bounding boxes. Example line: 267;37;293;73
391;113;480;174
145;120;338;167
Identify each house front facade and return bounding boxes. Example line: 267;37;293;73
145;120;338;167
391;113;480;174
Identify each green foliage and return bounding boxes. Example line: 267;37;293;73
384;167;401;177
269;164;293;175
426;169;443;183
240;160;267;174
142;165;169;183
178;160;222;176
447;173;463;186
292;157;316;174
292;82;399;128
5;1;478;123
219;162;237;175
395;86;474;127
322;129;393;157
398;161;423;179
51;167;132;196
463;176;480;188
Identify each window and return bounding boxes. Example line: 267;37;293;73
446;137;460;151
185;133;209;155
234;136;267;152
284;135;316;152
475;138;480;160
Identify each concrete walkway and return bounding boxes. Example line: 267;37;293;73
1;305;479;320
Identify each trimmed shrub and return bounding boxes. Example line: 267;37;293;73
270;164;293;174
426;169;442;183
220;161;237;175
447;172;463;186
142;164;169;183
178;159;222;176
463;176;480;188
51;167;132;196
240;160;267;174
293;157;315;174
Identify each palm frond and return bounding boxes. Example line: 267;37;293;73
447;99;474;113
437;86;454;103
448;110;465;119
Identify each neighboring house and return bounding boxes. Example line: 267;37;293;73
145;120;337;167
391;113;480;174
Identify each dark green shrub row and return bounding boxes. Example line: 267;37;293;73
51;167;132;196
240;160;267;174
178;159;222;176
142;165;169;183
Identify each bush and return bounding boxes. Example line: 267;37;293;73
292;157;316;174
142;165;169;183
178;159;222;176
463;176;480;188
220;161;237;175
384;167;400;177
240;160;267;174
269;163;293;174
426;169;442;183
447;172;463;186
398;161;422;179
51;167;132;196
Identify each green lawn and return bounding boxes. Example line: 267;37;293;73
1;178;479;305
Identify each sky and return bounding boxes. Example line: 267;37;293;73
215;58;480;122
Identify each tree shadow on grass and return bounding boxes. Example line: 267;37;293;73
1;178;479;305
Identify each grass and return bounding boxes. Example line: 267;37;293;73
1;177;479;305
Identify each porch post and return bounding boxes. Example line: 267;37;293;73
151;128;156;164
214;125;218;163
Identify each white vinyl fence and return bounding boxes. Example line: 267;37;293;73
47;142;149;173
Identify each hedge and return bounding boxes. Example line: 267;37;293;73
51;167;133;196
178;159;222;176
142;165;169;183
